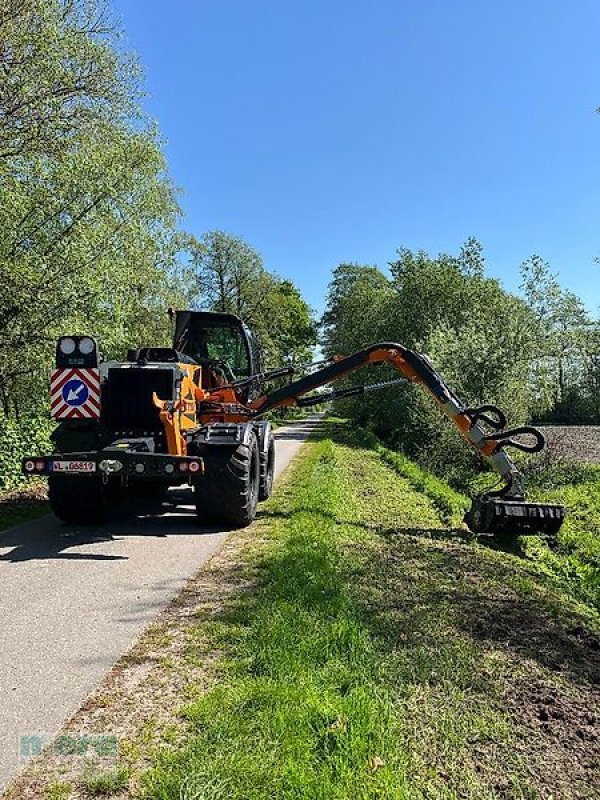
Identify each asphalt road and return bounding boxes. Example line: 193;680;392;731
0;418;319;792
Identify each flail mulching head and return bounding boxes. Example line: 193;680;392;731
464;495;566;538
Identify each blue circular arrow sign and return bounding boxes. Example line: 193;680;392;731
62;378;89;407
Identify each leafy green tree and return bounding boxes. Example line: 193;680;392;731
0;0;138;161
322;263;394;356
520;255;592;415
0;0;185;417
261;279;318;367
189;230;316;368
323;241;540;486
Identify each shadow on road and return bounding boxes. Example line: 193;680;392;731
0;490;224;563
273;419;323;440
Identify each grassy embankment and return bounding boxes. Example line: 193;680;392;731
139;420;599;800
363;425;600;615
523;461;600;612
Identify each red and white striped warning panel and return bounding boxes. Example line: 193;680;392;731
50;368;101;420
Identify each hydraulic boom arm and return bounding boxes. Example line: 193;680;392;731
248;343;565;536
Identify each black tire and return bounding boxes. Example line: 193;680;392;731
259;435;275;501
48;475;110;524
128;480;167;499
194;432;260;528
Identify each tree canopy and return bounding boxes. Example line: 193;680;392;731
322;238;600;484
189;230;317;368
0;0;185;415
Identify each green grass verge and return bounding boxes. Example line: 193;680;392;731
80;764;131;796
335;425;468;527
141;420;599;800
522;464;600;612
468;458;600;612
0;484;48;532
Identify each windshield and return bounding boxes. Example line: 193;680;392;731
184;323;251;378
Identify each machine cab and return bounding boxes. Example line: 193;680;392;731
173;310;262;383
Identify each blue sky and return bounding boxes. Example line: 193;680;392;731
116;0;600;316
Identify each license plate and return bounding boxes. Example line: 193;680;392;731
51;460;97;473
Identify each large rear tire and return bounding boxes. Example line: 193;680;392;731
194;432;260;528
48;475;110;524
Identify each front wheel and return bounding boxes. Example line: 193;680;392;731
194;432;260;528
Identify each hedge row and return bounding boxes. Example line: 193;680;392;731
0;413;55;492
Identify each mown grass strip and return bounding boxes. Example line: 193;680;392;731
330;423;468;527
341;422;600;615
375;448;467;527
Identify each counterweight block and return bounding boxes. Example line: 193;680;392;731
465;496;566;538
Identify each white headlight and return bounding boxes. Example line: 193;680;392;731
79;337;95;355
59;338;76;355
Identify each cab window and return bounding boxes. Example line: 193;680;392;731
186;324;251;378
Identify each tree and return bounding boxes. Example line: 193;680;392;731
0;0;185;415
323;241;540;484
323;263;394;357
520;255;592;414
261;280;318;367
0;0;138;161
189;230;316;368
190;231;266;318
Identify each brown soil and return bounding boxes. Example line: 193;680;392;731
539;425;600;464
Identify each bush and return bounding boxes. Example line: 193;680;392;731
0;412;54;492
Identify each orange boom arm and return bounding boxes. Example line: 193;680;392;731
245;343;563;536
